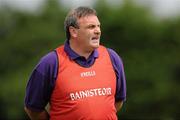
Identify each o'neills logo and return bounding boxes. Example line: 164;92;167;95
70;87;112;100
80;70;96;77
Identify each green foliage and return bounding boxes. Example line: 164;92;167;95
0;0;180;119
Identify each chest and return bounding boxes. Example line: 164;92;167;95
55;58;116;100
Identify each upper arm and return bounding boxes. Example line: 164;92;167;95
107;48;126;102
24;51;58;111
24;106;49;120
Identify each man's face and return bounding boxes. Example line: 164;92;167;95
76;15;101;51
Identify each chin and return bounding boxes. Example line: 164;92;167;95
91;42;100;47
88;45;98;52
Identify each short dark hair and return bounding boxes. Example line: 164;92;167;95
64;6;97;40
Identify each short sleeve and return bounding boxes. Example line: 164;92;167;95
24;51;58;111
107;48;126;102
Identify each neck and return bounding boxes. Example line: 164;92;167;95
69;39;93;59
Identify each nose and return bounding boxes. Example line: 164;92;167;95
94;26;101;35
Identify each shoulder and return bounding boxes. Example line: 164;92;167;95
106;48;125;74
35;51;58;77
39;51;57;65
107;48;119;58
107;48;124;65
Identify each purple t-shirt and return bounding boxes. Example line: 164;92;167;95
25;41;126;111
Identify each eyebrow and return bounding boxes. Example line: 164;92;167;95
87;23;101;27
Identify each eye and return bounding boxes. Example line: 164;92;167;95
88;25;96;29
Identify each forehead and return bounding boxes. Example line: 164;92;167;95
78;15;100;25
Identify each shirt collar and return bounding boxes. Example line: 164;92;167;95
64;40;99;60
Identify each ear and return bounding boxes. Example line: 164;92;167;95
69;26;78;38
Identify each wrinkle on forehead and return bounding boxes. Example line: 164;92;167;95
78;15;100;27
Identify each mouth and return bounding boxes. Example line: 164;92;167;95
91;36;99;41
90;36;100;47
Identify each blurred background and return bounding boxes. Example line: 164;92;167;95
0;0;180;119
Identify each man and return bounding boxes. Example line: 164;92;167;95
24;6;126;120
